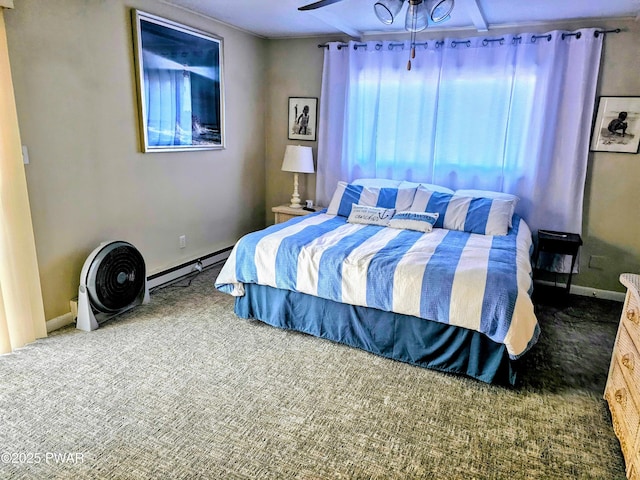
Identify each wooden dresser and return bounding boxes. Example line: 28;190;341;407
605;273;640;479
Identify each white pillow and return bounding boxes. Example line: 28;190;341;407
327;181;417;217
454;189;519;227
400;181;454;194
351;178;454;194
347;205;395;227
352;178;403;188
389;211;439;233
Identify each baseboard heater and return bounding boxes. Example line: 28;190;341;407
146;246;233;291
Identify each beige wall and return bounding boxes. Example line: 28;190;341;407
581;19;640;292
265;20;640;294
5;0;266;319
264;37;336;218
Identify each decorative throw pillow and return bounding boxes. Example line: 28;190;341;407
409;186;512;236
389;211;440;233
347;204;395;227
326;181;417;217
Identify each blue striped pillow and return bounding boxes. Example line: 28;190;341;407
326;181;417;218
409;187;512;236
455;189;519;227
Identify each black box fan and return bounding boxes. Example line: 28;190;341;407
76;241;150;331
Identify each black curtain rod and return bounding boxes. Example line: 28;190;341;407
595;28;621;37
317;28;621;49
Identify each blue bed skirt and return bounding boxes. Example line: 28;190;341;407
234;283;518;386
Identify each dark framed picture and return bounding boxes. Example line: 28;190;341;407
288;97;318;141
590;96;640;154
132;10;225;152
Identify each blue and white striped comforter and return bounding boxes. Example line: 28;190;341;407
215;212;539;359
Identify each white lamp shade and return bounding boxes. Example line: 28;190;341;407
281;145;315;173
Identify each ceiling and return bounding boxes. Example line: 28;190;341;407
161;0;640;39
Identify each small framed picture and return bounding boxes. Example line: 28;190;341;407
590;96;640;154
288;97;318;141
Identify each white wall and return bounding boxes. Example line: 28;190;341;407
5;0;266;319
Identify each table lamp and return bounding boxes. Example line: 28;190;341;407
281;145;315;209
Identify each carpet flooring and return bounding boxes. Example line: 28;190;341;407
0;265;627;479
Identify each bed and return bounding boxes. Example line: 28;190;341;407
215;180;539;385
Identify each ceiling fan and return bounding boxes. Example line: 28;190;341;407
299;0;455;32
299;0;455;69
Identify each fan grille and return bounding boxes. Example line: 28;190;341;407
87;243;146;313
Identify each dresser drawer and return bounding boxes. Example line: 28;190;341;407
606;360;640;464
624;291;640;338
618;324;640;396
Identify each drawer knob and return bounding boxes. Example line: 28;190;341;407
615;389;627;405
628;308;639;324
622;353;635;371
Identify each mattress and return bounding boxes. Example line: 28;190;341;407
215;211;539;361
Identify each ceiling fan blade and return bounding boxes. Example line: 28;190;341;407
298;0;347;11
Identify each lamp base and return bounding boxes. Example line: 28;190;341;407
289;172;303;209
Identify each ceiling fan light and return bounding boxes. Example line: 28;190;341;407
405;0;428;32
425;0;454;23
374;0;405;25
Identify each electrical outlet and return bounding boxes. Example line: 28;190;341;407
588;255;606;270
192;260;203;273
179;235;186;249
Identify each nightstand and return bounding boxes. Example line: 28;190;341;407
272;205;317;224
534;230;583;293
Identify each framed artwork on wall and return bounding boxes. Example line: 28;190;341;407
288;97;318;141
132;10;225;152
590;96;640;154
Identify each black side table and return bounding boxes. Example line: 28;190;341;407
534;230;583;293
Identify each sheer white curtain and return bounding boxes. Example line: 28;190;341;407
317;30;603;241
0;9;47;354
